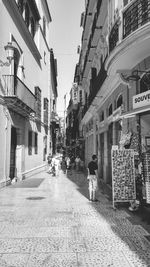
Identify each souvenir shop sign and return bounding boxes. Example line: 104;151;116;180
133;90;150;109
111;149;136;207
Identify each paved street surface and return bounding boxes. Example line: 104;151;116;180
0;169;150;266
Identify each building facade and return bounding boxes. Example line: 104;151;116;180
0;0;57;186
72;0;150;200
49;48;58;155
66;81;85;159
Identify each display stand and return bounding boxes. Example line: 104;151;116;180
111;149;136;209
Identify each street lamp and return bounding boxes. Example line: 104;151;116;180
0;42;15;67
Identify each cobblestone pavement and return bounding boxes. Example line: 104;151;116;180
0;169;150;266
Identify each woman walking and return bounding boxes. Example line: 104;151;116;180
87;154;98;202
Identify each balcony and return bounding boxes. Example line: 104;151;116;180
87;0;97;14
81;0;107;79
81;14;92;44
106;0;150;75
123;0;150;39
50;111;59;127
109;20;119;53
88;63;107;106
3;75;36;117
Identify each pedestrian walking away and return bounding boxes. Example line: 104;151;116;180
87;154;98;202
65;156;71;174
75;155;81;171
47;153;52;173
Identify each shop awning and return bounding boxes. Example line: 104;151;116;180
120;105;150;118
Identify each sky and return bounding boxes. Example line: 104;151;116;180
48;0;85;117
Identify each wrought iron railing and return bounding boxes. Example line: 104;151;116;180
88;63;107;106
109;20;119;53
3;75;36;111
123;0;150;39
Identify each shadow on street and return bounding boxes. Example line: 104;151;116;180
66;169;150;267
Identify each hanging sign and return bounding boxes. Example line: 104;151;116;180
133;90;150;109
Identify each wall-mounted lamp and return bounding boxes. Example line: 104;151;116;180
117;69;150;82
0;42;15;67
130;70;150;81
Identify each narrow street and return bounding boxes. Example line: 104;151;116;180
0;169;150;267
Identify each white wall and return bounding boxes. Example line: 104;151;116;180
0;0;52;182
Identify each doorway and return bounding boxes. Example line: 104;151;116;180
99;133;104;179
107;123;113;185
9;126;17;179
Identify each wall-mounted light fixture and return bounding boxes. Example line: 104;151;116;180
0;42;15;67
117;69;150;82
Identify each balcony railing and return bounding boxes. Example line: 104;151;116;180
108;0;150;54
88;63;107;106
3;75;36;114
109;20;119;53
123;0;150;38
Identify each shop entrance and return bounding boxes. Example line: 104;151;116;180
115;121;122;145
107;123;113;185
99;133;104;179
9;126;17;179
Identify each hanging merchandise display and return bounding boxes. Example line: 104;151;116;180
142;152;150;204
119;131;132;149
111;148;136;208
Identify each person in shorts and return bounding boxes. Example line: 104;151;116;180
87;154;98;202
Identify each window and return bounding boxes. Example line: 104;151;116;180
108;104;112;116
116;94;123;108
123;0;134;7
73;91;77;102
79;90;82;103
100;111;104;122
44;97;48;110
43;16;46;38
34;132;38;154
123;0;129;6
17;0;23;14
25;3;30;28
53;99;56;111
44;51;46;64
31;17;35;38
43;98;49;125
141;0;148;25
35;87;41;120
28;131;32;155
43;135;47;161
85;93;88;106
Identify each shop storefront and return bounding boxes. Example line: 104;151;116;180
120;89;150;208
